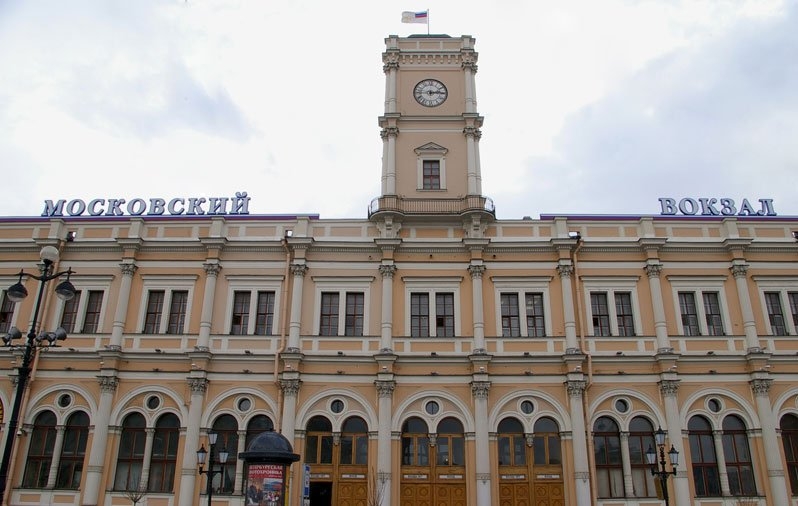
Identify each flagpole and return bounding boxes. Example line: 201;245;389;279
427;8;430;34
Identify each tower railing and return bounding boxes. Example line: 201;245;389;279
368;195;495;218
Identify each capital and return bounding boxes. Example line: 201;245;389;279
375;380;396;397
731;263;749;278
750;378;772;396
644;263;662;278
98;375;119;393
280;378;302;396
468;264;486;279
557;263;573;278
566;380;586;398
291;264;308;277
120;263;138;276
658;379;680;397
203;262;222;276
471;381;490;399
188;377;208;394
379;264;397;278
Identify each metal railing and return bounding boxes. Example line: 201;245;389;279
368;195;495;217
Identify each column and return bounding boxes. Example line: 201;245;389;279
464;127;481;195
713;430;732;495
644;263;671;352
472;381;491;506
82;375;118;506
619;432;634;497
468;264;486;351
280;378;301;442
196;263;221;351
751;378;790;505
383;55;398;114
658;379;690;504
177;377;207;506
566;379;591;506
234;429;247;495
462;50;477;114
45;425;66;488
375;380;395;506
381;127;398;195
558;263;579;352
286;264;307;350
731;262;761;351
379;265;397;351
139;428;156;489
109;263;137;349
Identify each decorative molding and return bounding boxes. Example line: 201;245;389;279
468;264;486;279
119;263;138;276
203;263;221;276
476;473;490;484
97;375;119;393
280;378;301;396
375;380;396;397
566;380;586;398
659;380;680;397
187;378;208;394
557;264;573;278
644;263;662;278
731;263;749;278
750;378;772;396
471;381;490;399
291;264;308;277
379;264;397;278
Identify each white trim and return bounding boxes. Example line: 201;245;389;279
53;275;114;334
491;276;553;337
223;275;284;335
311;276;374;336
415;148;448;191
752;276;798;336
402;277;463;337
666;276;730;336
0;284;20;331
580;276;641;337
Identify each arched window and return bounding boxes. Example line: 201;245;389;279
593;416;623;498
305;416;333;464
722;415;756;496
211;414;239;494
688;415;720;497
114;413;146;490
436;417;464;467
401;417;429;466
498;417;525;466
533;417;561;466
627;417;655;497
245;415;274;451
56;411;90;489
780;414;798;495
340;417;368;465
147;413;180;493
22;410;57;488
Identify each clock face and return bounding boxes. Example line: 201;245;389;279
414;79;448;107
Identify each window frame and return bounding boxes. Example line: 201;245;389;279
53;275;113;335
581;277;642;337
491;277;552;338
223;275;283;336
414;143;448;191
311;277;373;336
753;277;798;336
136;276;196;334
403;277;462;338
0;289;18;334
668;276;731;337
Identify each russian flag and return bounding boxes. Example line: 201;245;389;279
402;11;429;24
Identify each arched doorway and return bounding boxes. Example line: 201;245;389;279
497;416;563;506
304;415;369;506
400;416;466;506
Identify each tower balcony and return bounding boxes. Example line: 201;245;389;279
368;194;495;219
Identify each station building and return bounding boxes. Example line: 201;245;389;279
1;33;798;506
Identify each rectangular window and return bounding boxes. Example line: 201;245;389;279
82;291;103;333
702;292;724;336
422;160;441;189
0;292;14;333
143;291;165;334
614;292;634;336
60;291;81;333
436;293;455;337
254;291;275;335
345;292;364;336
230;291;251;335
789;292;798;331
500;294;521;337
410;293;430;337
679;292;700;336
591;293;611;337
319;292;339;336
526;293;546;337
167;291;188;334
766;292;787;335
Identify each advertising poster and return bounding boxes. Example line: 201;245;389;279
246;464;285;506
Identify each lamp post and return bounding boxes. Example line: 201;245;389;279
0;245;76;505
197;431;229;506
646;426;679;506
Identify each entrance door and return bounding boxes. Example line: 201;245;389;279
400;416;466;506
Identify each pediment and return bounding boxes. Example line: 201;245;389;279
414;142;448;156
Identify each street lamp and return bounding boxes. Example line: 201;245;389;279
0;245;76;505
646;426;679;506
197;431;229;506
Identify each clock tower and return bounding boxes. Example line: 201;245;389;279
369;34;494;233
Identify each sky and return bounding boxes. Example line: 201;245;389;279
1;0;796;220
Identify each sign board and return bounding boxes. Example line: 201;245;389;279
303;464;310;498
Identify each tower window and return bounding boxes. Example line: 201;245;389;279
422;160;441;189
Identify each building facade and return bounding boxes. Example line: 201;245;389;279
1;34;798;506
